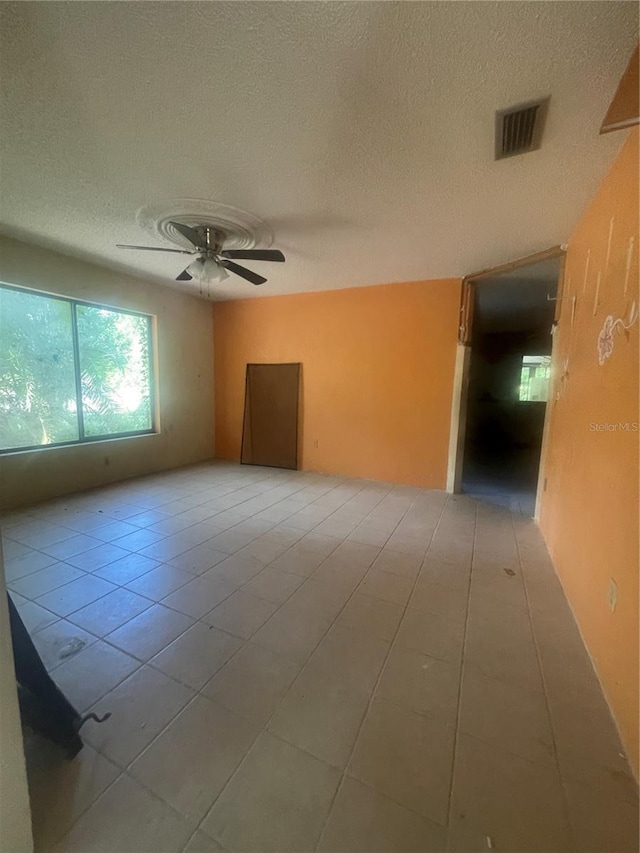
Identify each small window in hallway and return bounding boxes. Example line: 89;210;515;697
519;355;551;402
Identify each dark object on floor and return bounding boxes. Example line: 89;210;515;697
8;593;102;759
77;711;111;728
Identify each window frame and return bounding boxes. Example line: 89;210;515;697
0;282;157;454
518;354;551;403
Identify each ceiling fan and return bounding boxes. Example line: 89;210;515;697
117;222;285;286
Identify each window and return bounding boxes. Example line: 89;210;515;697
519;355;551;402
0;284;154;452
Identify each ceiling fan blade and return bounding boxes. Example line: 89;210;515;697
117;244;194;254
169;221;207;249
223;260;267;286
221;249;285;262
176;269;193;281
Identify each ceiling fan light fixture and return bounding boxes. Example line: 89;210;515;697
187;256;228;283
205;257;229;282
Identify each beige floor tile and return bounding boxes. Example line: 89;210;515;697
472;548;519;573
202;590;278;638
161;576;236;618
470;568;528;610
182;830;227;853
269;549;327;577
68;588;152;637
203;642;301;725
252;601;331;663
525;572;572;617
10;463;631;853
52;640;140;713
168;543;229;575
269;666;370;768
238;528;302;564
202;732;340;853
548;688;638;802
318;776;447;853
51;773;194;853
14;524;75;550
464;599;542;691
130;695;260;822
376;646;460;721
286;508;333;532
207;553;267;587
350;698;454;824
372;549;423;579
306;624;390;693
458;666;556;766
139;534;200;563
93;553;161;585
446;817;503;853
296;532;342;556
242;566;305;603
15;600;59;633
330;540;381;567
384;536;428;558
150;622;242;689
40;534;103;561
311;556;368;592
89;520;139;543
9;562;85;598
83;666;194;767
32;619;97;671
395;607;465;664
5;549;62;582
347;525;391;547
64;543;131;572
106;603;194;661
124;564;193;600
359;567;413;605
408;578;468;620
59;513;115;535
25;740;120;852
335;592;404;641
111;527;167;552
563;778;640;853
450;733;572;853
1;538;32;562
208;522;272;555
7;589;28;608
419;557;471;590
286;579;352;621
36;575;117;618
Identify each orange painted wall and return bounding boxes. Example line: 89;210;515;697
213;279;461;488
540;128;639;772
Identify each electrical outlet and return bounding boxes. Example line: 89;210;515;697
608;578;618;613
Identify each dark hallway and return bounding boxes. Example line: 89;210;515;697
462;258;560;515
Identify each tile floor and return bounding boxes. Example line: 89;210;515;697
2;461;638;853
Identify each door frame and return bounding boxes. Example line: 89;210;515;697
446;245;566;509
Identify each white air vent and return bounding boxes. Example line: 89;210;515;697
495;98;549;160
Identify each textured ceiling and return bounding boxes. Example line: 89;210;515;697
0;1;637;300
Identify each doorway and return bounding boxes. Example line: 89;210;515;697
448;249;564;516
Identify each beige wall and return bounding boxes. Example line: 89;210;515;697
0;540;33;853
0;236;214;510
